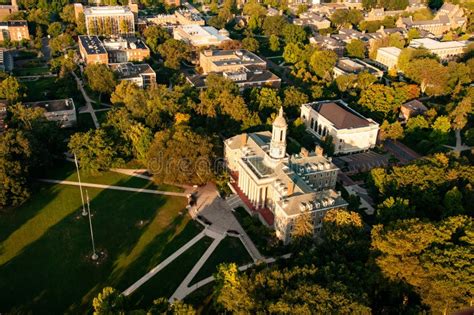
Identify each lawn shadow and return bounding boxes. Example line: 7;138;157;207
0;175;188;314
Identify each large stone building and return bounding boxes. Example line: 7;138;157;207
0;20;29;42
333;58;383;78
0;0;18;21
173;25;231;47
375;46;402;70
79;35;150;65
301;100;379;155
82;6;135;36
225;108;347;244
396;3;466;36
199;49;266;74
293;12;331;30
187;49;281;90
146;9;205;27
409;38;470;61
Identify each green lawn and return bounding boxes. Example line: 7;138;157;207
128;236;213;309
13;66;50;76
38;160;182;193
0;170;196;313
189;236;253;286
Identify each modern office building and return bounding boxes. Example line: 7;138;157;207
173;25;231;47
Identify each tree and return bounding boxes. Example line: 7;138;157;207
407;28;420;42
268;34;280;52
443;186;464;217
291;212;314;241
242;36;259;52
404;58;449;96
251;87;282;111
50;50;77;78
282;24;307;44
283;42;303;64
346;39;366;58
0;76;23;102
330;9;363;28
49;33;74;55
148;298;196;314
380;120;404;141
60;4;76;24
388;33;405;49
92;287;125;315
147;126;215;185
0;129;31;209
310;49;337;80
157;39;191;69
47;21;62;37
449;95;472;131
283;86;308;109
406;115;429;132
143;25;170;53
262;15;287;36
371;216;473;314
359;84;398;116
68;129;124;175
208;15;226;29
376;197;415;224
431;115;451;134
84;64;117;98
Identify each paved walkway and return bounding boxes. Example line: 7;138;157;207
122;231;207;296
444;129;471;153
37;179;188;197
72;71;100;129
169;234;225;301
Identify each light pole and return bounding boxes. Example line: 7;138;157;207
74;154;88;217
86;190;98;261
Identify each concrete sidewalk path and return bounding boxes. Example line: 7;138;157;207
37;179;188;197
122;231;207;296
169;234;224;301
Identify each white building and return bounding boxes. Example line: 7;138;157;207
173;25;231;47
24;99;77;128
110;62;156;89
301;100;379;155
409;38;470;61
375;46;402;70
225;108;347;244
83;6;135;36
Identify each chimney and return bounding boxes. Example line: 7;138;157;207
287;181;295;195
241;133;247;145
315;145;324;156
300;147;309;157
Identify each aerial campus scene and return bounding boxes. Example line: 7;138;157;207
0;0;472;313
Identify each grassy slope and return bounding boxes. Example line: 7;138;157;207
0;169;194;313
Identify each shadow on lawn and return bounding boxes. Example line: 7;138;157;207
0;175;191;315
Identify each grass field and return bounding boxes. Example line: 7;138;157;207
189;236;253;286
0;169;196;313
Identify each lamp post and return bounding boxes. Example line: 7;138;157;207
74;154;88;217
86;190;98;261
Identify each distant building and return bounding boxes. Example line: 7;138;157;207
187;67;281;90
301;100;379;154
375;46;402;70
310;34;345;56
0;48;13;72
173;25;231;47
293;12;331;30
333;58;383;78
83;6;135;36
409;38;470;61
199;49;266;74
24;99;77;128
78;35;109;64
396;3;466;36
146;9;205;26
0;20;30;42
110;62;156;89
103;37;150;63
164;0;181;6
399;99;427;121
79;35;150;65
189;49;280;90
225;108;347;244
0;0;18;22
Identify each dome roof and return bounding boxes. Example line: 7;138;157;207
273;107;287;128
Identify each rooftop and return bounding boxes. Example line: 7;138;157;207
409;38;470;50
0;20;27;27
402;99;427;112
110;62;155;78
24;99;75;113
84;6;133;16
79;35;107;55
377;46;402;57
306;100;376;129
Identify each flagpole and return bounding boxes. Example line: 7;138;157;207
74;154;87;216
86;190;98;261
